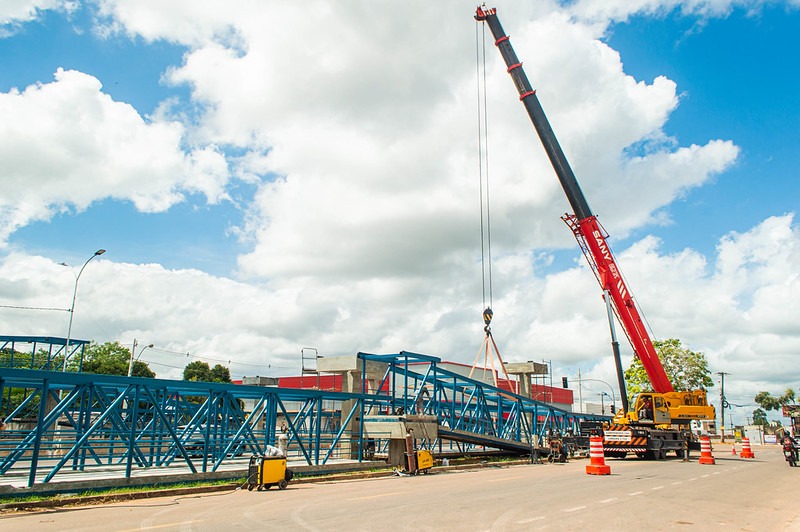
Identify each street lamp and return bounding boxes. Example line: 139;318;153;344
62;249;106;372
128;339;154;377
577;376;617;415
599;391;612;415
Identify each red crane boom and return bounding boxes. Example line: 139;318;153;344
475;6;674;394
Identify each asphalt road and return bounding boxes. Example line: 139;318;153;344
3;445;798;531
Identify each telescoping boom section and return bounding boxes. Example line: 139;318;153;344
474;6;673;394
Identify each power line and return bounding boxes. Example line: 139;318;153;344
147;346;265;367
0;304;70;312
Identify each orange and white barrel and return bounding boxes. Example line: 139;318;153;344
585;436;611;475
699;435;715;465
740;437;755;459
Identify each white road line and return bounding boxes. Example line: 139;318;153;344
487;476;524;483
564;506;587;513
701;474;710;478
120;523;197;532
348;491;408;501
713;471;721;475
599;498;618;503
651;486;664;491
688;477;698;482
517;517;545;524
629;491;643;496
672;481;683;486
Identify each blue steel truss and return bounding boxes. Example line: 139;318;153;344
0;336;90;371
0;351;609;487
0;368;388;487
359;351;608;452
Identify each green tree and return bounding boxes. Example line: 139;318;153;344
210;364;232;383
183;361;212;381
76;341;156;378
183;361;232;383
624;338;714;396
752;408;769;426
754;388;797;412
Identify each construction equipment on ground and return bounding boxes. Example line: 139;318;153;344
475;6;715;459
402;427;433;475
247;453;293;491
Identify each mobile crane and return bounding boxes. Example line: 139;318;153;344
475;6;715;459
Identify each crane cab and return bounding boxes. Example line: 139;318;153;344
613;391;715;427
630;394;671;425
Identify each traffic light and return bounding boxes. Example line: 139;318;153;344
610;404;615;414
561;377;568;388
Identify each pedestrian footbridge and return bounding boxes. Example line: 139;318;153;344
0;347;607;488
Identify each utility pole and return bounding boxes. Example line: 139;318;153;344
716;371;730;441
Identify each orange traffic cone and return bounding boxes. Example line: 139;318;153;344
586;436;611;475
740;437;755;458
698;435;715;465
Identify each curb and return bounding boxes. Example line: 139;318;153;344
0;459;536;512
0;483;240;513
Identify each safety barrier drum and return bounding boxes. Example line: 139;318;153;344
585;436;611;475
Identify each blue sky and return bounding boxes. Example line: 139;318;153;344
1;1;799;425
607;6;800;253
1;6;250;275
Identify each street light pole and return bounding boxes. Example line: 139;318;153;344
128;339;154;377
575;376;617;415
62;249;106;372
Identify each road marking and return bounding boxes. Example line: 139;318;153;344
599;497;618;503
688;477;697;482
517;516;545;524
672;481;683;486
701;474;710;478
629;491;643;496
120;523;197;532
651;486;664;491
712;471;721;475
349;491;408;501
488;476;524;483
563;506;587;513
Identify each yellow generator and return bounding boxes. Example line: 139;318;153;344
247;455;293;491
415;449;433;474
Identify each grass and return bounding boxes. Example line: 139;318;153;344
0;478;245;506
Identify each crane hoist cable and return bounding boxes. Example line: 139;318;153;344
469;17;516;393
475;15;493;336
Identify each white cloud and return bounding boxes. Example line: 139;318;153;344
0;0;75;32
0;68;231;244
566;0;800;25
1;214;796;405
104;2;738;285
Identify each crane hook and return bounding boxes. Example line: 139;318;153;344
483;307;493;336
